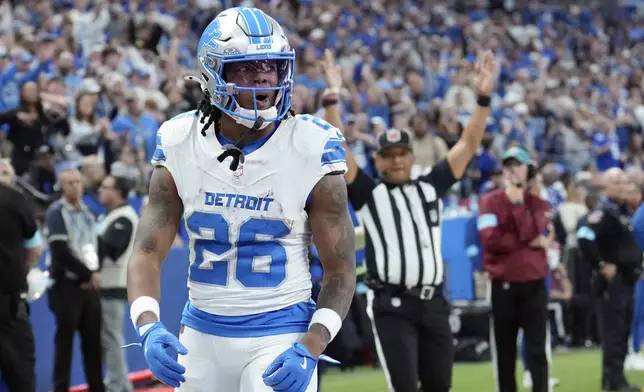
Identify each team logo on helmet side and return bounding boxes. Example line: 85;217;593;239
201;19;222;51
386;129;402;143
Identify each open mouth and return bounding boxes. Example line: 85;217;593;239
255;94;269;107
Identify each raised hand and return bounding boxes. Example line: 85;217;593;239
321;48;343;91
474;50;499;97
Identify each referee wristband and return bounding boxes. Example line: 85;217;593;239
322;99;339;108
309;308;343;342
477;94;491;107
130;296;160;329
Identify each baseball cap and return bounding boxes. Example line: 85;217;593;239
77;78;102;95
502;146;531;165
377;128;412;154
19;51;33;63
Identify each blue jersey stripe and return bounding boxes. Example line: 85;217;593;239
323;139;344;151
237;8;261;44
322;160;345;166
321;148;346;165
152;147;166;162
181;300;315;338
152;132;166;162
251;8;272;43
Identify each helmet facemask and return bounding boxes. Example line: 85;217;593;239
201;51;294;130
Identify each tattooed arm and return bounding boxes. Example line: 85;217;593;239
127;167;183;326
303;173;356;357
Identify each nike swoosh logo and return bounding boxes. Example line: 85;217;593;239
300;357;307;370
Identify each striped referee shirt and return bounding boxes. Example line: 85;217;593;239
347;160;457;289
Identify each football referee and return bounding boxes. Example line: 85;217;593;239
320;49;499;392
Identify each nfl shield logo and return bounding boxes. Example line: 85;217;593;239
386;129;402;143
233;164;244;177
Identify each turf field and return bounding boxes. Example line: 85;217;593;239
321;349;644;392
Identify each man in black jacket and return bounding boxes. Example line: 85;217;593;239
44;168;104;392
578;168;641;392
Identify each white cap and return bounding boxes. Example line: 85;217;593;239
310;28;325;40
319;12;333;24
77;78;102;95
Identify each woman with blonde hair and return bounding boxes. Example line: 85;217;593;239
558;180;589;254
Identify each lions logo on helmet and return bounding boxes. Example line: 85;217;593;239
196;7;295;130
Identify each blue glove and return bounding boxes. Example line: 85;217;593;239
262;342;339;392
138;322;188;388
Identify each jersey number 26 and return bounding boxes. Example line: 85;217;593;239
186;212;291;288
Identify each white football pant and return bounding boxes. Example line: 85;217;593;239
176;326;318;392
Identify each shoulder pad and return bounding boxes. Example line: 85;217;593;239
288;114;344;142
158;110;199;147
290;114;347;174
293;114;340;135
289;114;343;151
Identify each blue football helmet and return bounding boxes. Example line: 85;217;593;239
196;7;295;130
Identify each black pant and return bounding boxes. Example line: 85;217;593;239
490;279;549;392
0;297;35;392
367;289;453;392
595;274;634;389
48;279;105;392
569;294;593;347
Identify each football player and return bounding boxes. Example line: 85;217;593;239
126;7;356;392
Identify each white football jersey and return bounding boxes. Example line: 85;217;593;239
151;110;347;316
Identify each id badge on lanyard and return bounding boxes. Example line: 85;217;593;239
82;243;99;271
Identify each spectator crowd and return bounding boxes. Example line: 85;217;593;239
2;0;644;387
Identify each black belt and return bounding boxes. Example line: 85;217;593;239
406;285;441;300
369;280;442;301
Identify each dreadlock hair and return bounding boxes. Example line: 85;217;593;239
197;90;221;136
197;89;297;137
